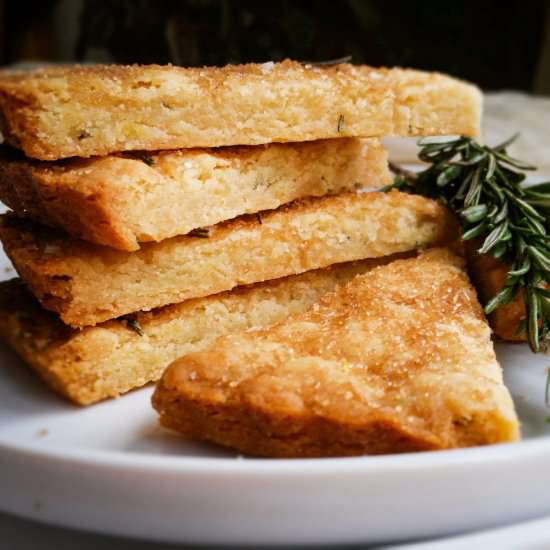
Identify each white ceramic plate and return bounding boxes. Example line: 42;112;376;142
1;207;550;547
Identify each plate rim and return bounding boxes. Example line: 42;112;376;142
0;430;547;474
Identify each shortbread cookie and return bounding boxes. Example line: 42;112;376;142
0;61;481;159
0;191;456;327
0;138;389;250
153;249;519;457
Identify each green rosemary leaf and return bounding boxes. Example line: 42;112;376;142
486;204;500;221
436;165;461;187
510;223;540;237
528;246;550;271
524;216;547;236
485;154;497;180
492;241;509;259
463;168;483;207
478;222;509;254
499;163;527;184
485;178;506;204
492;202;509;225
460;204;488;223
528;289;541;352
508;257;531;277
419;147;459;164
525;191;550;209
503;189;545;221
452;152;487;166
462;220;488;241
493;133;519;151
451;169;475;201
504;273;521;287
525;182;550;194
493;151;537;171
484;285;517;314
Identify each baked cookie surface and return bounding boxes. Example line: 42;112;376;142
0;191;456;327
153;249;519;457
0;138;388;250
0;61;481;160
0;257;403;404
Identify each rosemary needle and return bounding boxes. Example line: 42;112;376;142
120;315;144;336
138;153;155;167
387;135;550;354
187;227;210;238
301;56;352;67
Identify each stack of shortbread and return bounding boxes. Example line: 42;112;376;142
0;60;517;453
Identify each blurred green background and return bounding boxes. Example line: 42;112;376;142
1;0;549;93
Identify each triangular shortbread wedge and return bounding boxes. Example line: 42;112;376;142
0;191;456;327
0;138;389;251
0;61;481;160
153;249;519;457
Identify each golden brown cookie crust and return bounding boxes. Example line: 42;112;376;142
0;191;457;327
152;249;519;457
0;61;481;160
0;138;389;250
0;256;404;404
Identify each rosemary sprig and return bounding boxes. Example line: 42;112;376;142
387;135;550;353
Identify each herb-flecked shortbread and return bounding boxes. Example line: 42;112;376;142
0;138;389;250
0;191;457;327
0;256;405;404
0;61;481;160
153;249;520;457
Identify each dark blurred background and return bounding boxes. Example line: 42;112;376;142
0;0;549;94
